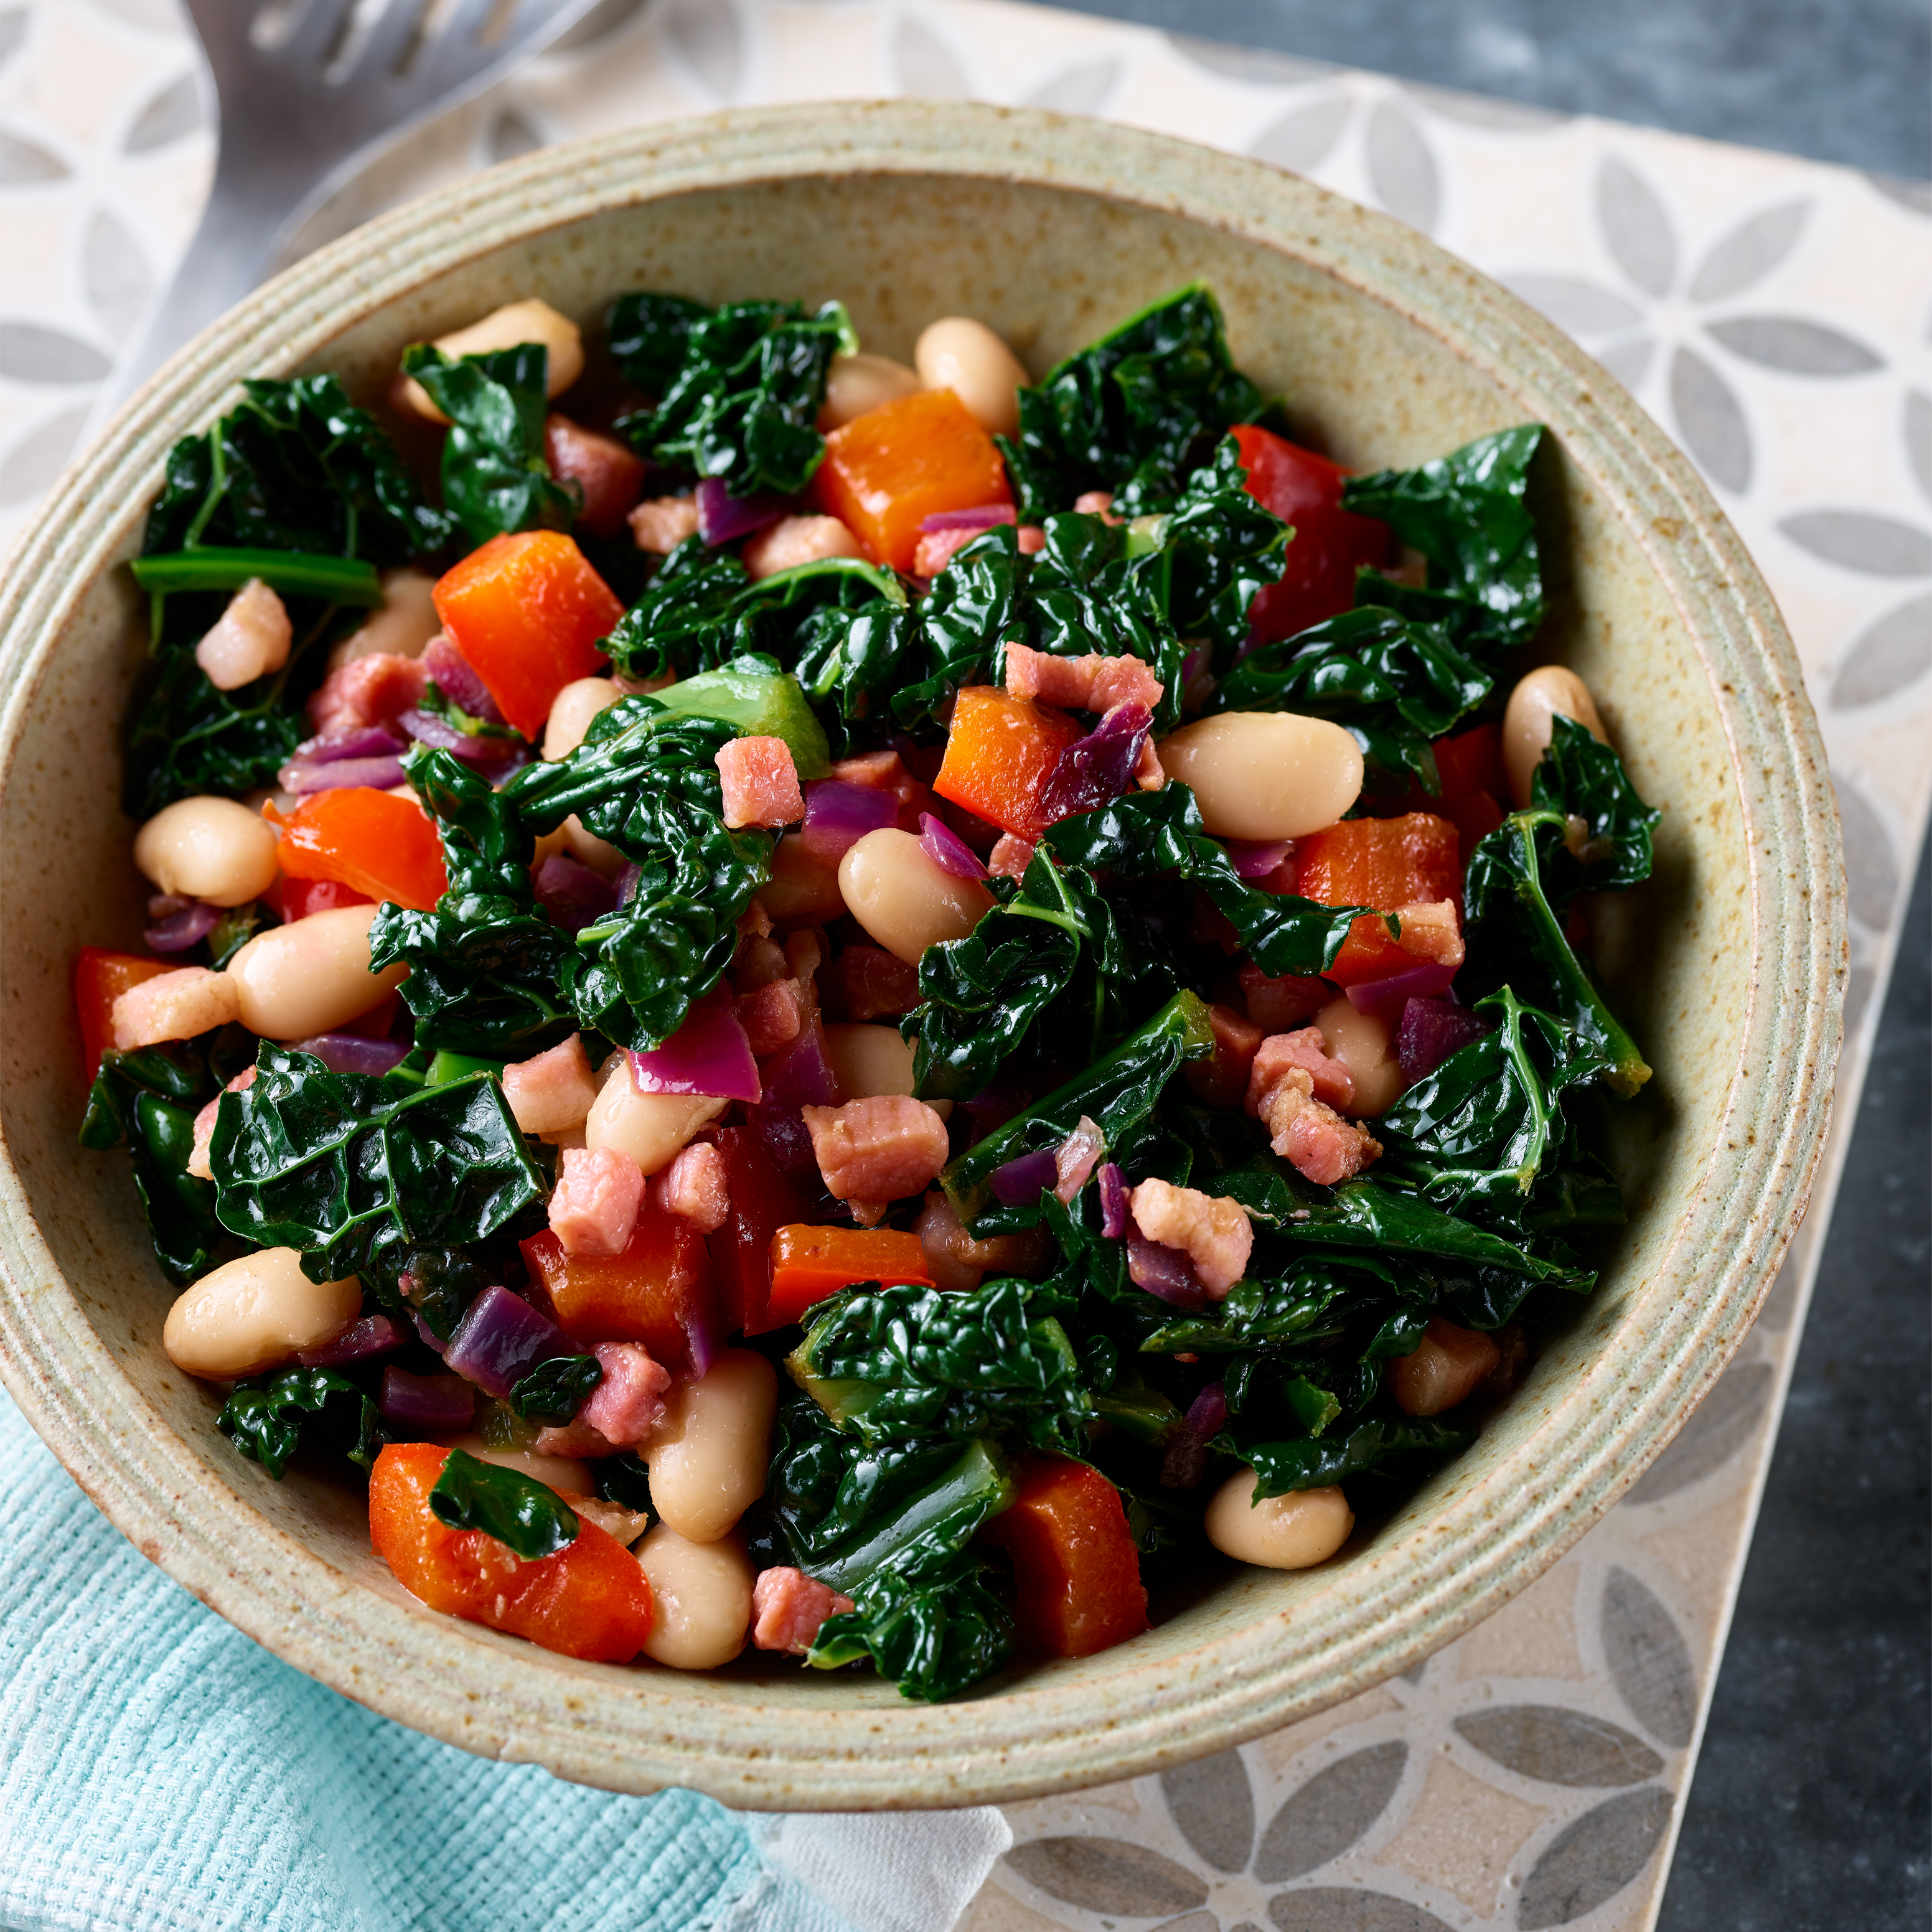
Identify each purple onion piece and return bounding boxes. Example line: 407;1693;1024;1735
279;753;409;794
631;985;761;1104
1347;959;1459;1024
144;901;221;953
799;781;897;864
918;505;1017;533
535;852;619;935
1098;1162;1129;1239
396;708;526;769
411;1311;447;1356
919;811;988;881
1397;996;1492;1086
747;1020;842;1181
988;1146;1059;1208
1225;837;1296;880
293;724;406;764
298;1313;405;1369
696;476;789;546
959;1077;1031;1145
614;861;642;907
443;1285;581;1399
1127;1230;1212;1309
1160;1380;1227;1490
1181;644;1212;687
423;635;504;724
292;1032;410;1076
1036;701;1152;826
380;1366;476;1436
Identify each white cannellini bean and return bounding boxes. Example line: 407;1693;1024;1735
1156;713;1365;841
133;795;280;907
563;814;626;878
914;317;1029;439
645;1349;778;1543
225;903;406;1040
398;298;584;423
741;515;865;581
1204;1471;1354;1569
1313;995;1405;1118
838;828;993;966
1502;665;1610;808
822;1023;917;1099
818;352;922;430
440;1433;594;1500
195;578;291;692
326;568;441;670
584;1056;726;1175
162;1246;361;1381
542;675;622;760
634;1526;756;1669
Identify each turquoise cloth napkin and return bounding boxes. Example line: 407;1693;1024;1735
0;1389;1006;1932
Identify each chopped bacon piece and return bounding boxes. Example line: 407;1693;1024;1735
188;1066;257;1180
752;1567;855;1655
307;650;432;738
827;943;921;1021
1002;642;1165;715
1074;490;1123;523
912;525;986;578
1053;1115;1105;1203
738;976;806;1055
743;514;865;580
1184;1001;1263;1112
916;1190;1054;1293
111;967;240;1052
734;931;790;990
1133;733;1166;791
716;736;804;831
828;748;927;830
549;1145;645;1257
988;833;1035;881
1248;1027;1355;1115
801;1095;951;1226
1389;898;1466;967
1127;1176;1252;1297
649;1140;729;1233
502;1034;599;1137
195;577;292;690
543;415;645;539
578;1341;672;1446
1255;1066;1382;1186
532;1416;620;1460
628;494;700;553
1017;525;1047;555
1239;964;1331;1033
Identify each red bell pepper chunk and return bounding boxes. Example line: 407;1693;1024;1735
1232;424;1393;644
978;1455;1149;1658
275;787;448;913
1293;812;1463;985
74;947;170;1079
766;1224;936;1329
520;1209;718;1374
933;686;1086;842
1374;722;1509;867
432;530;622;739
706;1126;810;1336
367;1442;654;1663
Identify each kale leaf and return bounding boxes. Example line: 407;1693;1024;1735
429;1445;579;1560
1229;1412;1475;1497
1527;713;1661;903
1138;1249;1414;1354
999;284;1274;518
217;1366;383;1481
509;1354;603;1423
210;1044;545;1298
602;535;752;682
610;293;855;497
809;1547;1016;1703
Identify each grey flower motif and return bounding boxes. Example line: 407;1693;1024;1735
1239;87;1441;235
1505;160;1885;495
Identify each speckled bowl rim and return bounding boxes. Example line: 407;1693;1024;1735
0;102;1842;1809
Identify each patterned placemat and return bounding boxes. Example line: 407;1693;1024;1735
2;5;1928;1928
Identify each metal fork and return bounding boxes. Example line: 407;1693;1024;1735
101;0;604;411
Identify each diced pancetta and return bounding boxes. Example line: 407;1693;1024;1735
543;414;645;540
1053;1115;1106;1203
916;1189;1054;1293
827;944;921;1021
195;578;291;692
1255;1066;1382;1186
1238;964;1331;1034
502;1034;599;1136
988;833;1035;881
649;1140;729;1232
1247;1028;1355;1114
628;494;700;553
533;1417;619;1459
751;1567;856;1654
578;1341;672;1447
548;1145;645;1256
1183;1001;1263;1112
716;736;804;831
188;1066;257;1180
1002;642;1165;715
1073;490;1123;524
801;1095;951;1226
1133;733;1166;791
1390;899;1465;967
738;977;806;1055
1016;525;1046;555
111;967;241;1053
1127;1176;1252;1297
911;525;983;578
743;514;864;580
307;650;432;738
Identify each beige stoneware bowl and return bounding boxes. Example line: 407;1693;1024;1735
0;103;1842;1809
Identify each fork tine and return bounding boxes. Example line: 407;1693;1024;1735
278;0;360;66
345;0;431;82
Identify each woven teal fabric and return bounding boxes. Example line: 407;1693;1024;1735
0;1389;856;1932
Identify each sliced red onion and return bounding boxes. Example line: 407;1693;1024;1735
960;1077;1030;1145
380;1366;476;1436
444;1285;583;1399
292;1032;410;1076
614;861;642;907
296;1314;404;1368
1225;837;1296;879
293;724;406;764
1160;1380;1227;1490
396;708;523;766
1127;1230;1212;1309
631;984;761;1104
918;505;1016;533
696;476;789;546
1347;959;1460;1024
1053;1115;1105;1203
1397;996;1491;1086
988;1145;1059;1209
1181;644;1212;687
534;853;618;934
424;634;504;724
800;781;896;865
411;1311;446;1356
279;753;409;794
748;1018;840;1181
1036;701;1152;825
144;901;220;953
1098;1161;1129;1239
919;811;988;881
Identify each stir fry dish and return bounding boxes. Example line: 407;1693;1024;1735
78;284;1658;1700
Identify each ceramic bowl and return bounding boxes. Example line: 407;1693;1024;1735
0;102;1842;1809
